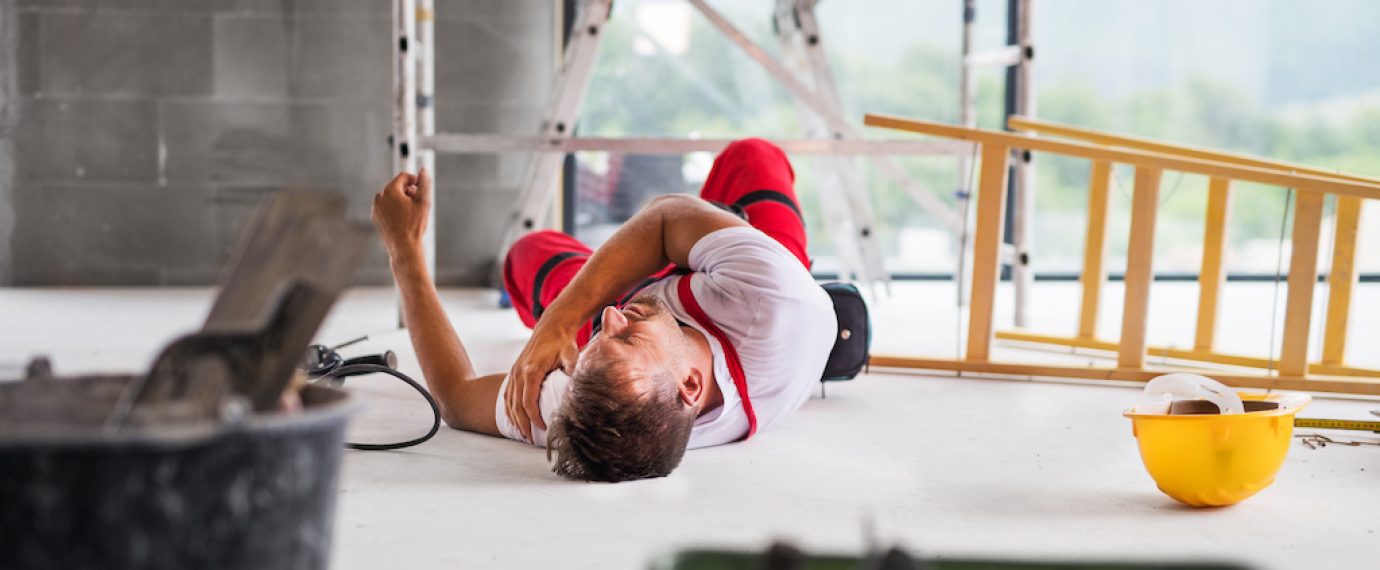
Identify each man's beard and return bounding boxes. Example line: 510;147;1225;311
627;294;690;361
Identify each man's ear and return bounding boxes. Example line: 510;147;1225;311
678;367;706;408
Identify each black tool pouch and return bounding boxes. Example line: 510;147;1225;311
710;194;870;381
820;282;870;381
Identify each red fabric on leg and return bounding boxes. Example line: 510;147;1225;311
502;230;597;346
698;138;810;269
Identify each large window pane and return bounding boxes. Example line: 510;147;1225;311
573;0;1380;276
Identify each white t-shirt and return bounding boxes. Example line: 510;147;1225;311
495;226;837;449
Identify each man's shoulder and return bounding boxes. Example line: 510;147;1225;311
693;228;816;291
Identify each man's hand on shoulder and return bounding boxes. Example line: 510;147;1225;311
371;169;432;264
506;317;580;442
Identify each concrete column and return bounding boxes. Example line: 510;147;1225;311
0;0;15;285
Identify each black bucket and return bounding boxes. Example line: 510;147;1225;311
0;378;355;570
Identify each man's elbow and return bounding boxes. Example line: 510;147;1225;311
436;399;491;434
646;193;701;212
427;392;466;431
440;408;467;431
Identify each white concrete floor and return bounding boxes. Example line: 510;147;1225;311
2;283;1378;569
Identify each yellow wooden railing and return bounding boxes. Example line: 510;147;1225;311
863;112;1380;396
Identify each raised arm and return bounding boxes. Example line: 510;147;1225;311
372;170;504;435
505;194;747;440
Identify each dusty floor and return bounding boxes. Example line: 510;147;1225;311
2;282;1377;569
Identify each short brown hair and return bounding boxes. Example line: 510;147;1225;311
546;358;695;482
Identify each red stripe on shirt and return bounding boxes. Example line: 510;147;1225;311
676;274;758;438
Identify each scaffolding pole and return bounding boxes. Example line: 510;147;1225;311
497;0;614;261
1009;0;1036;327
956;0;1035;328
422;134;971;155
392;0;419;327
418;0;436;287
956;0;978;308
773;0;883;288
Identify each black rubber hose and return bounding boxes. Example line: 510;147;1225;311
342;350;398;370
320;363;441;451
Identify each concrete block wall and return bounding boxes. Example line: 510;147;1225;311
0;0;554;285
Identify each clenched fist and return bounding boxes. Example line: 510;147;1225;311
371;169;431;262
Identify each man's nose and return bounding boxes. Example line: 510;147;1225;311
601;305;629;334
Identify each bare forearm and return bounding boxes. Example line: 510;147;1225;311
540;195;743;330
391;251;499;434
538;203;671;330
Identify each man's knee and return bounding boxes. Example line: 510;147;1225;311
717;138;794;182
720;137;783;161
504;230;564;291
507;229;566;260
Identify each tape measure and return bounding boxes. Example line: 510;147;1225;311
1294;418;1380;432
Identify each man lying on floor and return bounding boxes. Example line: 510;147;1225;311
372;139;836;482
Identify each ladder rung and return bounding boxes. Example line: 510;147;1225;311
964;45;1022;68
